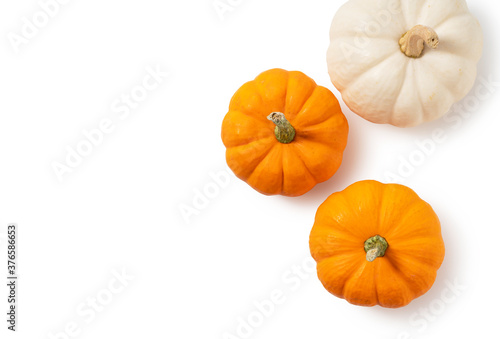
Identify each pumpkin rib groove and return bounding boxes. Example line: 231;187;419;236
376;182;415;235
291;86;322;124
312;224;364;247
384;255;420;297
315;250;361;268
280;72;291;115
373;270;380;306
342;50;401;91
371;261;380;306
281;146;317;196
229;109;270;127
336;34;401;44
376;183;390;234
421;58;468;103
340;262;362;300
385;205;441;240
291;92;347;138
254;68;289;114
418;0;471;28
389;257;418;298
383;190;423;224
282;73;290;115
383;253;435;299
342;261;379;306
375;259;415;307
410;61;427;124
319;195;369;239
390;234;443;247
433;12;474;32
229;108;268;125
228;81;266;120
388;229;443;244
388;58;411;125
225;137;276;180
316;253;364;298
295;112;347;134
285;145;316;187
225;136;275;156
246;143;283;190
419;60;459;114
400;0;412;32
343;52;408;120
291;143;320;183
388;250;440;275
291;140;343;183
310;229;363;260
389;244;444;269
280;154;285;193
414;0;431;27
222;111;273;148
284;71;318;121
430;50;477;69
312;212;367;241
388;233;444;251
328;38;399;82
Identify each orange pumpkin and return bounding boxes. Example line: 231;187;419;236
221;69;348;196
309;180;445;308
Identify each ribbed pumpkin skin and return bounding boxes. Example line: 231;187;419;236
326;0;483;127
309;180;445;308
221;69;348;196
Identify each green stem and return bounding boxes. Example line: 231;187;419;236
364;235;388;262
267;112;295;144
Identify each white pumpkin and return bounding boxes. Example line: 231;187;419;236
327;0;483;127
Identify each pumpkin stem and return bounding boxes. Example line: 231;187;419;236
267;112;296;144
399;25;439;58
364;235;388;262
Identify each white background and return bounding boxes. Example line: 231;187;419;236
0;0;499;338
